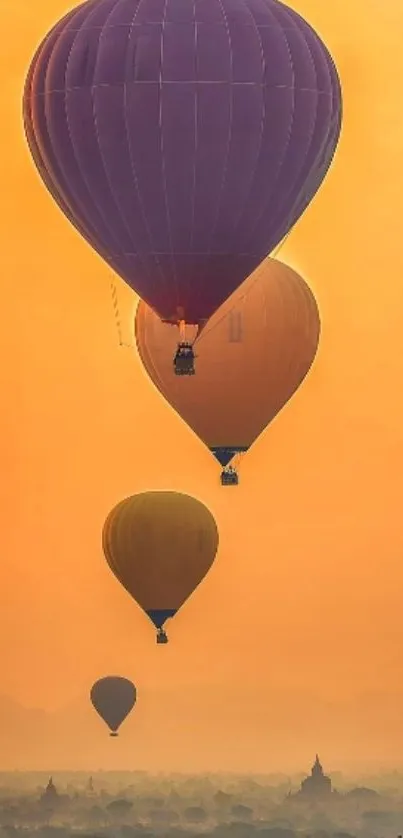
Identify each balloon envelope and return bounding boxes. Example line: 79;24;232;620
135;259;320;467
102;492;219;634
90;677;136;735
23;0;341;326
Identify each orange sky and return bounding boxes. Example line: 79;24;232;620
1;0;403;773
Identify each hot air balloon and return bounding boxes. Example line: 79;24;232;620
103;492;219;643
135;259;320;484
90;676;136;737
23;0;342;374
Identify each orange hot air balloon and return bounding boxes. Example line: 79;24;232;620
135;258;320;485
102;492;219;644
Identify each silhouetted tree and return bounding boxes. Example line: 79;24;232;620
106;799;133;818
231;804;253;821
215;791;233;809
183;806;207;823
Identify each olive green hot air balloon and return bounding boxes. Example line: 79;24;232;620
102;492;219;644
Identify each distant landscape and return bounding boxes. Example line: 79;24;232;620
1;766;403;838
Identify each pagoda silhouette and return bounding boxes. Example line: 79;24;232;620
296;755;333;799
86;776;95;796
40;777;60;806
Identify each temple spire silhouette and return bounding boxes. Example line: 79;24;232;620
296;755;332;798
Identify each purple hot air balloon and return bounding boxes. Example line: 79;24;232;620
23;0;342;333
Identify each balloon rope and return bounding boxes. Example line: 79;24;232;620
110;277;134;349
196;231;291;346
231;451;244;471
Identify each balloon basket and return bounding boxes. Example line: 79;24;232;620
220;468;239;486
156;630;169;645
173;342;196;376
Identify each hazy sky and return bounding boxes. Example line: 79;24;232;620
1;0;403;772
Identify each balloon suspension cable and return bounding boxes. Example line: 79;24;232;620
232;451;243;471
193;323;201;346
110;277;134;349
196;231;291;347
179;319;186;342
177;319;200;348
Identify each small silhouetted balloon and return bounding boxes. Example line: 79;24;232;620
90;677;136;736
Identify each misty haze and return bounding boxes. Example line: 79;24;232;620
1;757;403;838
